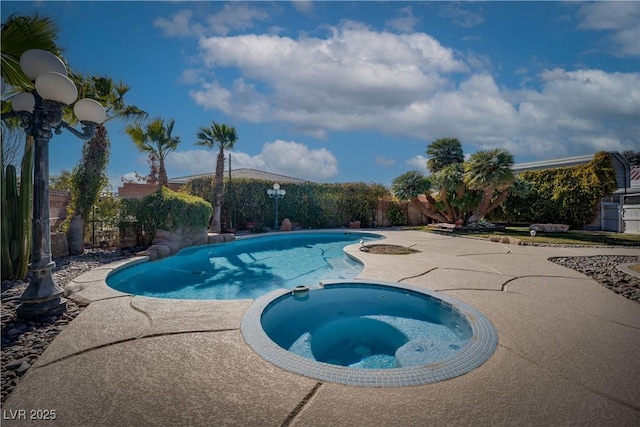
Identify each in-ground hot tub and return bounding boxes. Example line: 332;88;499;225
241;280;498;387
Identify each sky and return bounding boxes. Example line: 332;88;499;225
2;1;639;192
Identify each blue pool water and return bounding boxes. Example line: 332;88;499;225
106;231;382;300
260;283;473;369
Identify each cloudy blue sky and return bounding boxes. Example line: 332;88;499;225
3;1;639;192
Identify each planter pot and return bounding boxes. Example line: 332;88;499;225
349;221;361;229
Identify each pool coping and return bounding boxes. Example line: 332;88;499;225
240;279;498;387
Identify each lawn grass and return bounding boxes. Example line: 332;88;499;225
417;226;640;247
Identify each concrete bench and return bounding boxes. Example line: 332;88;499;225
427;223;457;233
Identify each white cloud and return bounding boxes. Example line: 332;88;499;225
375;156;396;166
182;17;637;162
154;4;270;37
166;150;217;176
406;155;428;171
258;140;338;180
154;9;196;37
165;141;338;181
205;3;270;36
292;1;314;15
190;22;466;129
438;3;485;28
577;2;640;57
386;6;418;33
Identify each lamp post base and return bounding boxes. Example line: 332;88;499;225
16;297;67;320
16;261;68;320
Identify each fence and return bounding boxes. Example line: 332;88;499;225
622;194;640;234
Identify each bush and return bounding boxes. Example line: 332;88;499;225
386;200;408;226
133;187;212;240
499;152;617;228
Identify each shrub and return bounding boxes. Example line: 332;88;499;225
386;200;408;226
134;187;212;239
499;152;617;228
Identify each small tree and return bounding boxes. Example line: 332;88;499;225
126;117;180;187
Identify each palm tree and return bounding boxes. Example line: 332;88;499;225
66;76;147;254
1;14;60;90
426;137;464;173
125;117;180;187
430;163;465;222
1;14;60;163
391;170;448;223
195;122;238;233
465;148;515;223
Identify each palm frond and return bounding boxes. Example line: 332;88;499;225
1;14;61;89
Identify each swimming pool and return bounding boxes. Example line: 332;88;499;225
106;231;382;300
241;280;498;386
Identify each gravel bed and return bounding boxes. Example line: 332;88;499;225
549;255;640;302
1;249;639;403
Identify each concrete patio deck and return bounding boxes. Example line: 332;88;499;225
2;230;639;426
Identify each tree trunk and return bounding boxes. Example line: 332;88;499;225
209;148;225;233
158;156;168;187
484;188;511;216
67;214;85;255
468;187;494;223
439;189;455;222
411;197;449;223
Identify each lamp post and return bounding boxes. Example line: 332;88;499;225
530;229;536;246
266;183;286;230
2;49;106;320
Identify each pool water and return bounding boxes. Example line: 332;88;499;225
260;284;472;369
106;232;381;300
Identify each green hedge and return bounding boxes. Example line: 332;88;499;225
498;152;617;228
123;187;212;240
184;178;388;229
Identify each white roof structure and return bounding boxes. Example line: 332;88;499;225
512;151;632;192
512;154;596;173
168;168;310;185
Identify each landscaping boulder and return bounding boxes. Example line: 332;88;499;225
530;223;569;233
489;236;523;245
280;218;292;232
137;226;228;261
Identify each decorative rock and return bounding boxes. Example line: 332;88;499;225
208;234;225;244
145;227;211;260
489;236;523;245
208;233;235;244
6;358;30;370
16;361;31;374
530;223;569;233
6;329;21;337
144;249;159;262
280;218;292;232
